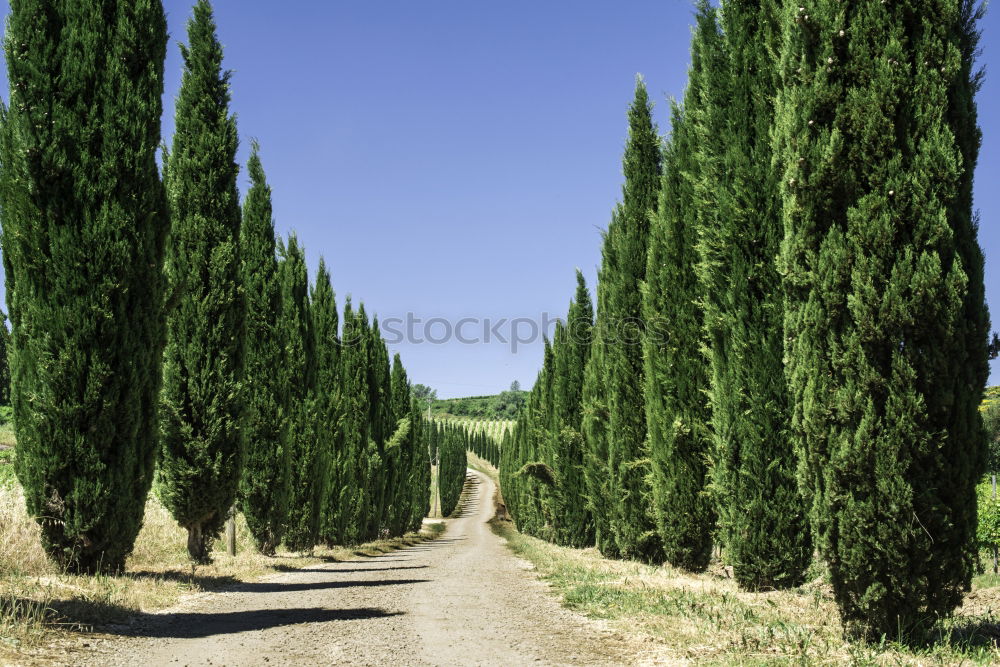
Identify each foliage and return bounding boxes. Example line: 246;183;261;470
158;0;245;565
278;235;319;553
431;420;470;517
777;0;988;639
237;144;289;556
643;90;714;572
432;385;528;420
0;0;170;574
601;79;662;563
693;0;811;590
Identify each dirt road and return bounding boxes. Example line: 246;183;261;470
72;471;632;666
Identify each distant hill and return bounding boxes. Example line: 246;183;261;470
432;388;527;420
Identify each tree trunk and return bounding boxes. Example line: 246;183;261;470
187;523;212;564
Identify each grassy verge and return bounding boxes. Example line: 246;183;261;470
466;451;498;484
491;514;1000;664
0;483;445;664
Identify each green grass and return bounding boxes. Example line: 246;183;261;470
492;521;1000;665
0;449;13;489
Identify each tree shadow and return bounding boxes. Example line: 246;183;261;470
269;564;429;574
229;578;430;594
126;569;239;590
106;607;404;639
918;617;1000;652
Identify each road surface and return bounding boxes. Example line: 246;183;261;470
72;471;632;666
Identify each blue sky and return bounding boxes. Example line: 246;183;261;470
1;0;999;398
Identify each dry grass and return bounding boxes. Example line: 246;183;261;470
492;524;1000;665
466;451;499;484
0;483;445;664
463;453;1000;666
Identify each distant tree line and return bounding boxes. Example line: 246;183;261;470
431;384;527;420
501;0;990;642
0;0;431;570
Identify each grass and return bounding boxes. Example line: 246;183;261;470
494;524;1000;664
472;450;1000;666
0;448;14;489
0;481;446;664
466;451;498;484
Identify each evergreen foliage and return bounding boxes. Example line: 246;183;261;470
581;299;616;557
604;80;663;563
277;235;319;552
502;273;595;547
159;0;245;564
436;421;469;518
693;0;811;589
408;400;432;531
643;96;714;572
385;355;413;537
311;259;340;546
776;0;988;638
331;299;368;545
0;0;170;573
237;143;289;555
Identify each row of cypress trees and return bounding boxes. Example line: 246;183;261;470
0;0;432;571
502;0;989;641
426;420;471;517
466;425;501;467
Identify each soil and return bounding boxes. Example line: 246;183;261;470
64;471;635;666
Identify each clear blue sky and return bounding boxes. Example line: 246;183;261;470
1;0;999;398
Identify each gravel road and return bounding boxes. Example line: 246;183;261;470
71;471;633;666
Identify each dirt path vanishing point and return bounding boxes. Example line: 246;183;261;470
69;471;634;666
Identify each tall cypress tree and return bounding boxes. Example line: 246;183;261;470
605;79;662;562
408;397;431;532
336;299;370;544
0;0;169;573
581;242;617;557
691;0;810;589
550;276;594;548
277;235;318;552
643;96;714;572
159;0;244;564
386;354;413;537
311;258;339;546
777;0;988;638
238;143;289;555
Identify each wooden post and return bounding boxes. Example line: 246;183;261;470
226;506;236;557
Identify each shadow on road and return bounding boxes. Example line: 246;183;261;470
270;564;429;574
106;607;404;639
229;578;430;594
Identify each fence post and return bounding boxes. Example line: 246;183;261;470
226;506;236;557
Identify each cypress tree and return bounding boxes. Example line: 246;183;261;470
370;318;393;538
238;143;288;555
311;258;339;546
776;0;988;638
159;0;244;564
277;235;318;552
643;96;714;572
0;0;169;573
335;299;368;545
386;354;413;537
605;80;662;562
407;396;431;533
552;271;594;547
692;0;811;589
581;270;617;557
